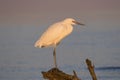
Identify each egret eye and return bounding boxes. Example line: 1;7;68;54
72;20;76;23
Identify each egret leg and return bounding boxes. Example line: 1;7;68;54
53;47;57;68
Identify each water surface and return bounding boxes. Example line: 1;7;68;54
0;26;120;80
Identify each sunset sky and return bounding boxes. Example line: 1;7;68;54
0;0;120;27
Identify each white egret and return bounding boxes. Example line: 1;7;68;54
34;18;84;68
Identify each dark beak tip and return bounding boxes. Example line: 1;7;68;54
78;22;85;26
73;21;85;26
80;23;85;26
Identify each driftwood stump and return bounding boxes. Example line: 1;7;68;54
42;68;81;80
41;59;97;80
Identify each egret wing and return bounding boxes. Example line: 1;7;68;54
37;23;66;46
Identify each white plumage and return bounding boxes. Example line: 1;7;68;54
34;18;84;68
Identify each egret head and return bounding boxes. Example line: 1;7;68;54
63;18;85;26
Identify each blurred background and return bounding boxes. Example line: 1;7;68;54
0;0;120;80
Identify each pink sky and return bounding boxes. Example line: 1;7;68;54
0;0;120;30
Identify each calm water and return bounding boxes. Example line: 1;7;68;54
0;64;120;80
0;26;120;80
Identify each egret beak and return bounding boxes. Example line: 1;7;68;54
73;21;85;26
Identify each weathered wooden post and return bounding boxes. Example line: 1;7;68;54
86;59;97;80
